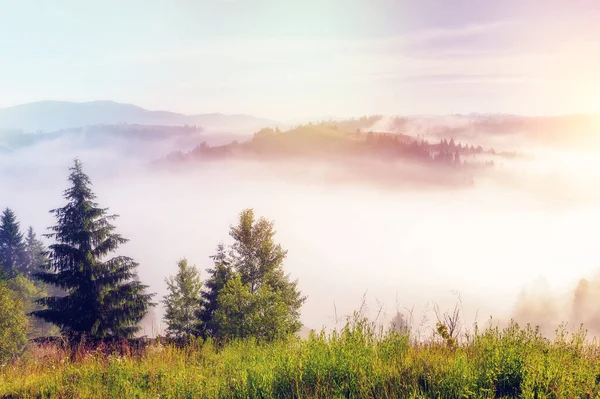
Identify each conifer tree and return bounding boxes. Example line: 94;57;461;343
198;243;233;338
33;159;154;341
162;259;203;340
22;227;47;276
0;208;26;278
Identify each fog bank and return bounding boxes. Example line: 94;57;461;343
1;138;599;337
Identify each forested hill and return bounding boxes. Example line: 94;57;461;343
161;122;514;167
156;122;521;189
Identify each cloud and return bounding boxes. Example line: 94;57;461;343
3;120;600;336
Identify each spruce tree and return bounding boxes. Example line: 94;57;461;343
33;159;155;341
199;243;233;338
162;259;203;340
0;208;26;278
22;227;47;276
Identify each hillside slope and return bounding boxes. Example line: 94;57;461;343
0;101;278;133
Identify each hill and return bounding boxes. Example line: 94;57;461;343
0;101;278;133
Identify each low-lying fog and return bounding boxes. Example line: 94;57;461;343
1;133;600;338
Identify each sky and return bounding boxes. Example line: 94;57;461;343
1;0;600;120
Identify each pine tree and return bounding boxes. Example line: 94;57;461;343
199;243;234;338
33;159;155;341
0;208;26;278
162;259;203;340
22;227;47;276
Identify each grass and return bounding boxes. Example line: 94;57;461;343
1;319;600;398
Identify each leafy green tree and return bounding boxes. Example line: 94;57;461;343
162;259;203;340
212;275;296;341
199;243;234;338
230;209;282;292
0;208;26;278
203;209;306;341
0;281;27;363
5;227;61;338
0;260;7;281
22;226;47;276
211;275;254;339
33;159;155;341
8;275;58;338
229;209;305;328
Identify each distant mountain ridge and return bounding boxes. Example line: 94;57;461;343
0;100;279;133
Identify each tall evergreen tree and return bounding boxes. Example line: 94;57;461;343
22;227;47;276
33;159;155;341
162;259;203;340
0;208;26;278
199;243;234;338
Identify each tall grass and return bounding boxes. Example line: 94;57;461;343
1;318;600;398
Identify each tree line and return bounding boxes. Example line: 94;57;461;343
0;159;305;359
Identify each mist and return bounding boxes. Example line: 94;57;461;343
1;131;600;338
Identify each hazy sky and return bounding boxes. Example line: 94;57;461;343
1;0;600;119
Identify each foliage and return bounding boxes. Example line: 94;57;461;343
0;208;26;278
228;209;305;331
212;275;294;341
162;259;203;340
7;275;59;338
201;209;306;342
0;282;27;364
3;320;600;398
33;159;155;341
228;208;288;294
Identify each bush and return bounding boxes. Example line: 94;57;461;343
0;282;27;364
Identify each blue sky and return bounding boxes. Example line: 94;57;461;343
1;0;599;119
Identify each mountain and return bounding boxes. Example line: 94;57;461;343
0;101;279;133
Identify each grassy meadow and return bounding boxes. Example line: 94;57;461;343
2;318;600;399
